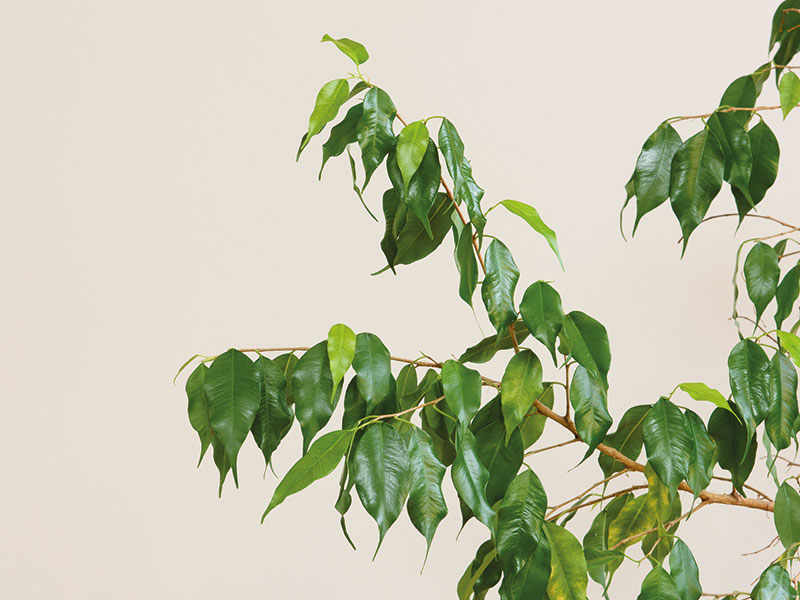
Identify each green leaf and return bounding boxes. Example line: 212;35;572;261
499;538;550;600
319;103;363;179
442;359;482;427
519;281;564;364
767;353;799;451
669;539;702;600
327;324;356;399
560;310;611;390
733;121;780;220
519;384;555;449
775;264;800;328
273;352;299;406
583;493;630;586
395;364;420;410
459;320;530;364
481;239;520;334
474;420;523;507
744;242;780;323
297;79;350;159
632;122;683;232
496;469;548;578
348;80;369;100
498;200;564;269
455;222;479;307
353;332;392;414
598;405;651;477
456;158;487;237
451;427;495;530
356;87;396;189
320;34;369;65
397;121;430;194
544;521;589;600
718;75;757;126
607;494;657;550
458;541;501;600
637;565;681;600
778;330;800;368
775;482;800;550
186;363;213;466
262;429;352;520
387;140;441;238
677;382;736;416
406;428;448;554
779;71;800;118
352;422;411;556
642;397;693;497
707;112;752;193
728;339;772;434
570;365;613;458
342;378;366;430
293;341;341;453
771;2;800;50
501;350;544;444
752;564;795;600
211;437;231;497
379;188;401;271
438;117;465;182
205;349;261;485
251;356;294;467
669;129;725;252
683;410;717;503
707;406;757;495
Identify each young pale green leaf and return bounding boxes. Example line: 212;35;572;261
442;359;483;427
677;382;736;416
544;521;589;600
707;112;752;194
733;120;780;220
481;239;520;334
778;330;800;368
683;410;717;503
501;349;544;443
186;363;213;466
356;87;396;189
352;332;392;414
319;103;363;179
744;242;780;323
353;422;411;556
707;406;757;495
560;310;611;390
779;71;800;118
205;349;261;485
454;223;479;307
752;564;795;600
387;140;441;238
293;341;340;453
570;365;613;458
297;79;350;159
498;200;564;269
719;75;757;126
499;536;550;600
519;281;564;364
775;264;800;328
774;482;800;550
320;34;369;65
669;129;725;252
632;122;682;232
397;120;430;195
637;565;681;600
607;494;657;550
451;428;495;530
262;429;352;520
211;437;231;497
642;397;693;497
458;320;530;364
728;339;772;434
669;539;702;600
766;353;799;451
406;428;448;555
474;421;523;507
251;356;294;467
327;324;356;399
598;405;651;477
496;469;548;578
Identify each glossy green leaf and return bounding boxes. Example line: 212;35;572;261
395;364;420;410
356;87;396;189
211;437;231;498
406;428;448;554
456;158;487;237
519;281;564;364
668;538;702;600
293;341;341;453
583;493;630;586
775;264;800;328
320;34;369;65
728;339;772;433
481;239;520;334
767;353;799;451
752;564;795;600
273;352;299;406
353;422;411;556
442;359;482;428
397;120;430;194
342;377;366;430
319;103;363;178
707;112;752;193
778;330;800;368
677;382;735;416
707;406;757;495
262;429;352;519
669;129;725;252
455;222;479;307
607;494;657;550
251;356;294;467
642;397;692;497
637;565;681;600
379;188;402;271
496;469;548;578
744;242;780;323
297;79;350;158
718;75;757;126
501;349;544;443
458;541;501;600
519;384;555;449
205;349;261;485
186;363;213;466
353;332;392;414
499;200;563;269
474;420;523;507
451;427;495;530
560;310;611;390
544;521;588;600
438;117;465;182
570;365;613;458
779;71;800;118
387;140;441;238
632;122;682;232
733;121;780;220
327;323;356;399
459;320;530;364
775;482;800;549
683;409;717;502
599;405;651;476
499;536;550;600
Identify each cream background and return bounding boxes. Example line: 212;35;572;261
2;1;798;598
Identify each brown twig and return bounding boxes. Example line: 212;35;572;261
712;476;774;503
548;485;649;522
545;469;632;515
525;438;580;457
669;103;799;123
742;535;780;557
676;213;800;245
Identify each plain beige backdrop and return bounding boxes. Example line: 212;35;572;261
2;1;799;598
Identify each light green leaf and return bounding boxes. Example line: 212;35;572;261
583;493;630;586
320;34;369;65
683;410;717;503
442;359;482;427
560;310;611;390
250;356;294;467
481;239;520;334
327;324;356;399
353;332;392;414
454;222;479;307
778;330;800;368
297;79;350;159
707;406;757;495
544;520;588;600
775;264;800;328
744;242;780;323
779;71;800;118
293;341;341;453
356;87;396;189
397;120;430;195
499;199;563;269
186;363;213;466
319;103;363;179
607;494;656;550
632;122;683;232
519;281;564;364
501;350;544;444
637;565;681;600
642;397;692;497
669;539;702;600
570;365;613;458
766;353;799;451
678;382;736;415
451;428;495;530
774;482;800;549
406;428;448;555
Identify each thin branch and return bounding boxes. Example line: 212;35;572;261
548;485;649;522
676;213;800;245
509;324;520;354
525;437;580;457
609;500;710;550
712;475;774;503
742;535;780;557
546;469;632;515
361;395;444;427
731;316;779;345
669;102;799;123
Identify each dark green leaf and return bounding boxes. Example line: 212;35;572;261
395;364;419;410
560;310;611;390
481;239;520;334
474;420;523;506
767;353;799;451
353;332;392;414
520;281;564;364
320;34;369;65
451;427;495;530
744;242;780;323
379;188;401;271
728;339;772;434
632;122;683;232
499;200;564;269
570;365;613;458
442;359;482;427
458;541;501;600
499;535;550;600
642;397;692;497
669;538;702;600
771;2;800;50
544;521;588;600
406;428;448;554
683;409;717;502
205;349;261;484
327;323;356;399
385;191;454;268
251;356;294;467
356;87;396;189
637;565;681;600
298;79;350;158
707;406;757;495
733;121;780;220
599;405;651;477
718;75;757;126
387;140;441;238
496;469;548;577
293;341;341;453
273;352;299;406
456;158;487;237
775;482;800;550
211;437;231;498
752;564;795;600
438;118;465;184
186;363;213;466
397;120;430;194
455;222;479;307
319;103;363;178
707;112;752;193
775;264;800;328
459;320;530;364
501;349;544;443
342;378;366;430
